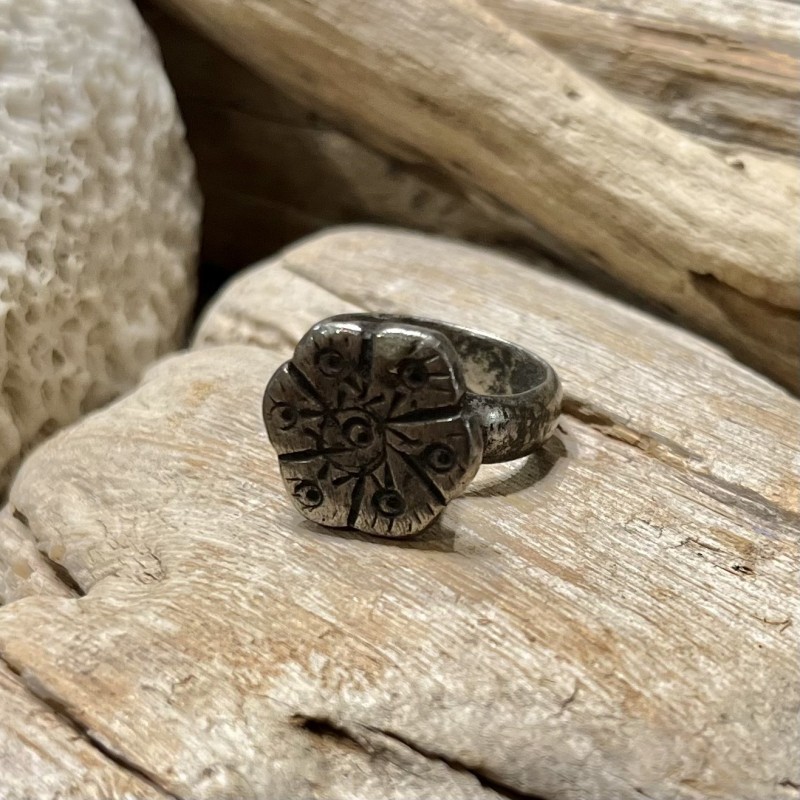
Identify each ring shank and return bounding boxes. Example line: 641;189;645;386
324;314;562;464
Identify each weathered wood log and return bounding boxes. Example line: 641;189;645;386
0;662;166;799
137;0;549;274
139;0;800;271
148;0;799;392
485;0;800;157
1;228;797;799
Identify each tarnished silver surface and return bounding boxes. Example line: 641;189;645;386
263;314;561;537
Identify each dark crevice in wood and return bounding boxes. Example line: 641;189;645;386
364;723;547;800
563;398;800;532
563;396;702;463
9;506;85;598
691;271;800;328
0;651;180;799
688;272;799;393
679;471;800;531
37;552;86;598
293;714;547;799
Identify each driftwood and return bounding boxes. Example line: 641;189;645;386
0;662;164;799
139;0;800;265
138;0;549;274
147;0;799;392
485;0;800;157
1;228;797;799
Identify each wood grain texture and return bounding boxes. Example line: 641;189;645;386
139;0;800;271
0;661;168;800
485;0;800;156
151;0;800;392
196;227;799;515
1;228;797;799
0;509;76;604
137;0;551;273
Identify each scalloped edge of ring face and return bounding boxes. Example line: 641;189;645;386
263;317;483;537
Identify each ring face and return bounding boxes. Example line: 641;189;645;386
263;318;482;537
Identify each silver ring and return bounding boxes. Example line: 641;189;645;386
262;314;562;537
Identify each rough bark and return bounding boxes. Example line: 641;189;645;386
1;228;797;799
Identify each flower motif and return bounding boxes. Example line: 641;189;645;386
263;317;481;536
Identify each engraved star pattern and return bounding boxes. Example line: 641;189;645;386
263;318;481;536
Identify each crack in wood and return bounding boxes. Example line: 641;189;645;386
36;551;86;598
9;507;85;598
11;507;29;527
268;264;798;534
563;396;702;465
679;472;800;532
556;682;579;715
690;272;800;342
293;714;547;799
0;651;180;799
562;398;800;532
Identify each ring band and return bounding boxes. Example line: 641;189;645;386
263;314;562;537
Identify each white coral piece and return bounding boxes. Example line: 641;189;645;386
0;0;201;491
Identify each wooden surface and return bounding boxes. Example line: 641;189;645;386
139;0;800;269
485;0;800;156
1;228;797;799
137;0;550;273
147;0;799;392
0;661;166;799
